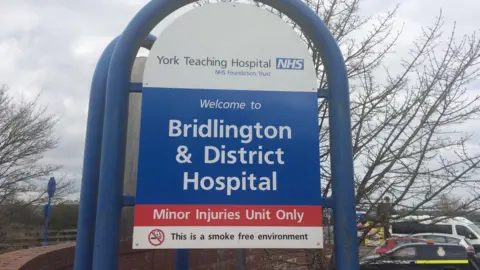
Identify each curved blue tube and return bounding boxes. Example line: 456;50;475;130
74;36;118;270
74;34;157;270
92;1;357;269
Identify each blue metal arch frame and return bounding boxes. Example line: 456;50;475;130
74;35;156;270
90;0;357;269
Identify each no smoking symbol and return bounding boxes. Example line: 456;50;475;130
148;229;165;246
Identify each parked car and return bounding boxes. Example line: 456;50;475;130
411;233;475;254
375;237;431;254
361;243;475;270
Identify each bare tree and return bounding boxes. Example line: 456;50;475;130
0;85;75;229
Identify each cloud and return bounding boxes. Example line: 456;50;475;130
0;0;478;198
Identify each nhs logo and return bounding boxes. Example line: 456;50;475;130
276;58;304;70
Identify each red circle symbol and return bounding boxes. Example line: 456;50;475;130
148;229;165;246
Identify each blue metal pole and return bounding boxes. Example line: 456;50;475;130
236;249;246;270
323;32;358;270
91;34;157;270
91;40;132;269
42;197;51;246
74;35;156;270
91;0;356;269
73;37;118;270
175;250;190;270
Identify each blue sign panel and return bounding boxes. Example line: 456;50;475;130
137;88;320;206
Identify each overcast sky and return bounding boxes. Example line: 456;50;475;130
0;0;479;197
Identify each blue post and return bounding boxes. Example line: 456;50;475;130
42;177;56;246
74;37;118;270
236;250;246;270
42;197;51;246
175;250;190;270
89;0;356;269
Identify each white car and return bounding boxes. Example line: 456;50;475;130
391;216;480;253
410;233;474;254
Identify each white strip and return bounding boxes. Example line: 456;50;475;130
133;226;323;249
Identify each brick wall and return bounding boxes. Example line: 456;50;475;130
0;243;75;270
0;240;331;270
